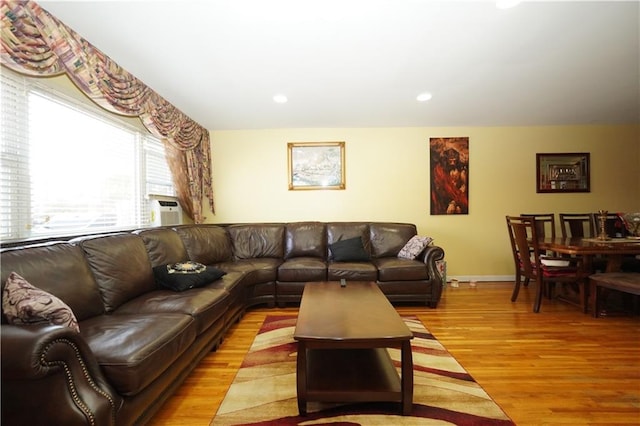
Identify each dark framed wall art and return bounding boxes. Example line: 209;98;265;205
536;152;590;193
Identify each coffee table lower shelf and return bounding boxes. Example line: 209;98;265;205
297;347;406;414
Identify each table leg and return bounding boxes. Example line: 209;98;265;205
590;279;599;318
296;342;307;416
401;340;413;415
582;255;593;314
605;255;623;273
595;255;623;315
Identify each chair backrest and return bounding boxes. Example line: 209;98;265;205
521;213;556;239
591;212;627;238
559;213;595;238
506;215;541;278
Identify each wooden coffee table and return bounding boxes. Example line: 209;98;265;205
293;281;414;415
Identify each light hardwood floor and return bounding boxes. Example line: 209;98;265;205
149;282;640;425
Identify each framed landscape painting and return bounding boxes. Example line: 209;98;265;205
288;142;345;190
430;137;469;215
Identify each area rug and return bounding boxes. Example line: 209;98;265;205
211;315;514;425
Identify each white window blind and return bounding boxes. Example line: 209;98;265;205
1;69;176;242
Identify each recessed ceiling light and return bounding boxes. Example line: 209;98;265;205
273;94;288;103
416;92;433;102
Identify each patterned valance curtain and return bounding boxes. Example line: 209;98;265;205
0;0;214;222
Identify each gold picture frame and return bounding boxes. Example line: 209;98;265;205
536;152;590;193
288;142;345;190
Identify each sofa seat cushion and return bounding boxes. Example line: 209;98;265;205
114;288;229;335
327;262;377;281
209;271;246;315
80;313;197;396
278;257;327;282
216;258;282;286
374;257;429;281
205;271;245;295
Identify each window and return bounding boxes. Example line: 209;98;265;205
1;69;176;242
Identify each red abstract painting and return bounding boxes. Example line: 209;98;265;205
430;137;469;215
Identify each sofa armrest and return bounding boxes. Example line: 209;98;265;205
1;323;122;426
417;245;446;307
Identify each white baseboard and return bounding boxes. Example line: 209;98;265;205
446;275;514;283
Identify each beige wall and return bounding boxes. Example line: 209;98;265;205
207;125;640;280
27;73;640;280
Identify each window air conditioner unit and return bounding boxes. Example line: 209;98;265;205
149;197;183;227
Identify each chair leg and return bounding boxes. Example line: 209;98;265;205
533;279;544;313
511;273;522;302
591;279;599;318
546;281;556;300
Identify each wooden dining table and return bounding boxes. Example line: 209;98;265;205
539;237;640;273
539;237;640;315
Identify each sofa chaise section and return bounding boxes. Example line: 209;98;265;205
74;233;234;424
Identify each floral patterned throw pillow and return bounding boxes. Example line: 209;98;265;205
397;235;433;260
2;272;79;332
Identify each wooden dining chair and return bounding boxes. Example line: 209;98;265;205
510;213;554;289
559;213;608;272
559;213;595;238
506;215;589;313
521;213;556;239
522;213;557;260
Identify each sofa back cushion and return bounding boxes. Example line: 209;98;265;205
369;222;418;258
326;222;371;260
0;242;104;321
134;228;189;267
77;234;156;313
228;224;285;259
284;222;327;259
174;225;232;265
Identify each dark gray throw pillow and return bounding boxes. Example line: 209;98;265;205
329;236;370;261
153;261;226;292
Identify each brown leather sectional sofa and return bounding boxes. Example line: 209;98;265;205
1;221;444;425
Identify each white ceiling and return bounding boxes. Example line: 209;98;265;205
38;0;640;130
